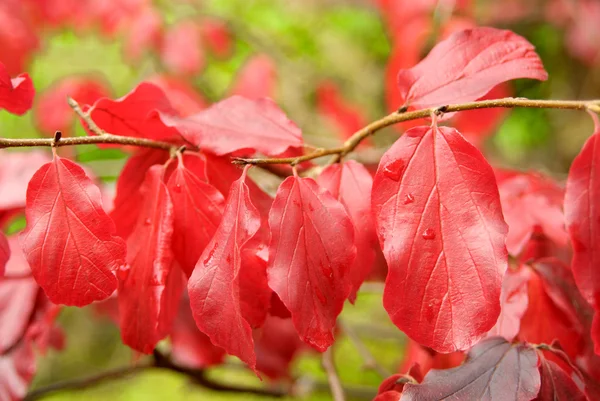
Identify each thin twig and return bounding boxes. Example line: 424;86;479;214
322;348;346;401
233;97;600;166
339;320;391;378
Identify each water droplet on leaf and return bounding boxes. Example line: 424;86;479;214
172;183;182;193
383;159;405;181
403;193;415;204
144;218;152;226
422;228;436;240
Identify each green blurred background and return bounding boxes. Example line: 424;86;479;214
1;0;598;399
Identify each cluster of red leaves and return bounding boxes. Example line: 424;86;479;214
0;3;599;400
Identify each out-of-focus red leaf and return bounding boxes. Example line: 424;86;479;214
21;155;126;306
238;249;270;329
199;19;232;57
267;175;355;351
398;340;464;378
401;338;540;400
519;262;585;358
170;295;225;369
374;391;402;401
0;341;36;401
163;96;303;156
316;81;369;144
229;55;277;100
167;155;225;277
34;76;111;137
396;27;548;110
536;352;587;401
0;2;39;76
268;292;291;319
0;233;8;277
118;165;183;353
0;62;35;115
486;267;530;342
110;148;169;239
317;161;377;302
372;124;507;352
188;166;265;372
254;315;305;380
0;150;51;212
498;171;567;257
87;82;182;143
160;20;204;76
452;84;510;148
564;113;600;306
124;7;162;63
565;0;600;66
593;309;600;356
148;75;208;116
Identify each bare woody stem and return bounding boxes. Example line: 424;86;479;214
233;97;600;166
322;348;346;401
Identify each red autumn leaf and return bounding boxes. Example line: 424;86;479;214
0;62;35;115
564;112;600;307
160;20;204;76
199;19;232;57
87;82;182;143
0;2;39;77
170;295;226;369
167;155;225;277
34;76;111;137
398;340;465;378
518;261;585;358
110;148;169;239
0;150;51;212
0;341;36;401
118;165;184;353
188;166;265;372
238;249;270;329
229;54;277;99
0;233;8;277
267;175;355;351
162;96;303;156
317;161;377;302
254;315;305;380
536;352;587;401
593;309;600;356
486;267;530;342
148;75;208;116
123;7;162;63
401;337;541;401
498;171;568;257
316;81;369;144
565;0;600;66
396;27;548;110
372;124;508;352
21;154;126;306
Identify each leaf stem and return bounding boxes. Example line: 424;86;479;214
233;97;600;166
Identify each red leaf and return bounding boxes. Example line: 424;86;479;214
160;20;204;76
564;113;600;306
374;391;402;401
0;233;8;277
21;155;126;306
398;340;465;378
498;171;567;257
536;353;587;401
148;75;208;116
118;165;183;353
167;155;225;277
0;3;39;76
267;175;355;351
162;96;303;156
317;161;377;302
110;148;169;239
401;338;541;400
593;309;600;356
254;315;305;380
229;55;277;100
88;82;182;143
372;124;508;352
123;7;162;63
0;150;51;212
34;76;111;137
486;267;530;342
316;81;369;144
170;295;225;369
0;341;36;401
396;27;548;109
199;19;232;57
188;166;265;372
0;62;35;115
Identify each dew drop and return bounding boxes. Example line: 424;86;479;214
117;265;129;281
403;193;415;204
172;183;182;193
383;159;405;181
144;218;152;226
422;228;436;240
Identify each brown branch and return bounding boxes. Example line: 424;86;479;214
233;97;600;166
322;348;346;401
